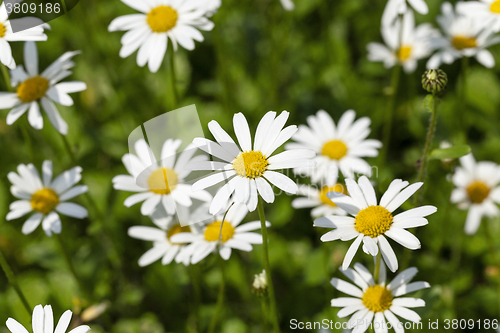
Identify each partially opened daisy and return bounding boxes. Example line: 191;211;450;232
314;176;437;272
0;41;86;135
6;304;90;333
450;153;500;235
382;0;429;26
128;204;210;266
285;110;381;185
0;4;49;69
108;0;214;73
457;0;500;33
189;111;315;214
292;183;348;218
113;138;211;216
331;263;430;333
170;202;270;264
427;2;500;69
368;10;439;73
7;161;88;236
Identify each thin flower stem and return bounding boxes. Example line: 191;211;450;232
55;234;91;300
168;43;178;109
261;297;268;333
257;197;281;333
1;64;11;91
0;249;32;315
60;0;67;13
373;252;382;282
381;65;401;161
415;93;439;204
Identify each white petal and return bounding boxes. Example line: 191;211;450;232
233;113;252;151
55;202;88;219
378;235;398;272
342;234;363;270
263;171;297;194
384;227;421;250
330;277;364;297
6;318;29;333
385;183;423;212
22;213;43;234
54;311;72;333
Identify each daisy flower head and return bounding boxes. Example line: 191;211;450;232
368;10;440;73
169;201;270;264
113;138;212;216
457;0;500;33
331;263;430;333
427;2;500;69
292;183;349;218
382;0;429;27
313;176;437;272
0;41;86;135
450;153;500;235
6;304;90;333
7;160;88;236
0;3;49;69
189;111;315;214
128;204;210;266
108;0;215;73
285;110;381;185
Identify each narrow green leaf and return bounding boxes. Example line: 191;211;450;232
429;145;471;160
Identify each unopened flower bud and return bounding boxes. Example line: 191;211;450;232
422;69;448;95
252;269;267;297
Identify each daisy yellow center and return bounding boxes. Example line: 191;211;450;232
490;0;500;13
31;188;59;214
204;221;235;243
147;6;178;33
233;151;269;179
319;184;347;207
466;181;490;204
362;285;393;313
322;140;348;160
0;23;6;38
148;168;178;195
355;205;394;238
452;36;477;50
167;224;191;245
17;76;49;103
397;46;412;62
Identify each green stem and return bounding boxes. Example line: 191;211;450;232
55;234;91;300
257;197;280;333
60;133;77;164
373;252;382;283
1;64;11;91
261;297;268;333
381;65;401;161
60;0;67;13
415;93;439;204
168;43;178;109
0;249;31;315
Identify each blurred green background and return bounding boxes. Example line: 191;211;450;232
1;0;500;331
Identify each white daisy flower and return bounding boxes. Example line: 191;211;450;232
0;4;49;69
280;0;295;11
108;0;215;73
427;2;500;69
7;160;88;237
292;183;348;218
170;202;270;264
368;10;440;73
128;204;210;266
0;41;86;135
457;0;500;33
6;304;90;333
382;0;429;27
188;111;315;214
450;153;500;235
112;138;212;216
313;176;437;272
285;110;381;185
331;263;430;333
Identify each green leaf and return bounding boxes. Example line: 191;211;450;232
428;145;471;160
423;94;435;113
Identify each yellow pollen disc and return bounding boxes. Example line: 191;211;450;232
167;224;191;245
319;184;347;207
397;45;412;62
322;140;348;160
148;168;178;195
362;285;393;312
233;151;269;179
355;205;394;238
490;0;500;13
466;181;490;204
31;188;59;214
0;23;6;38
147;6;178;33
17;76;49;103
452;36;477;50
204;221;235;243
